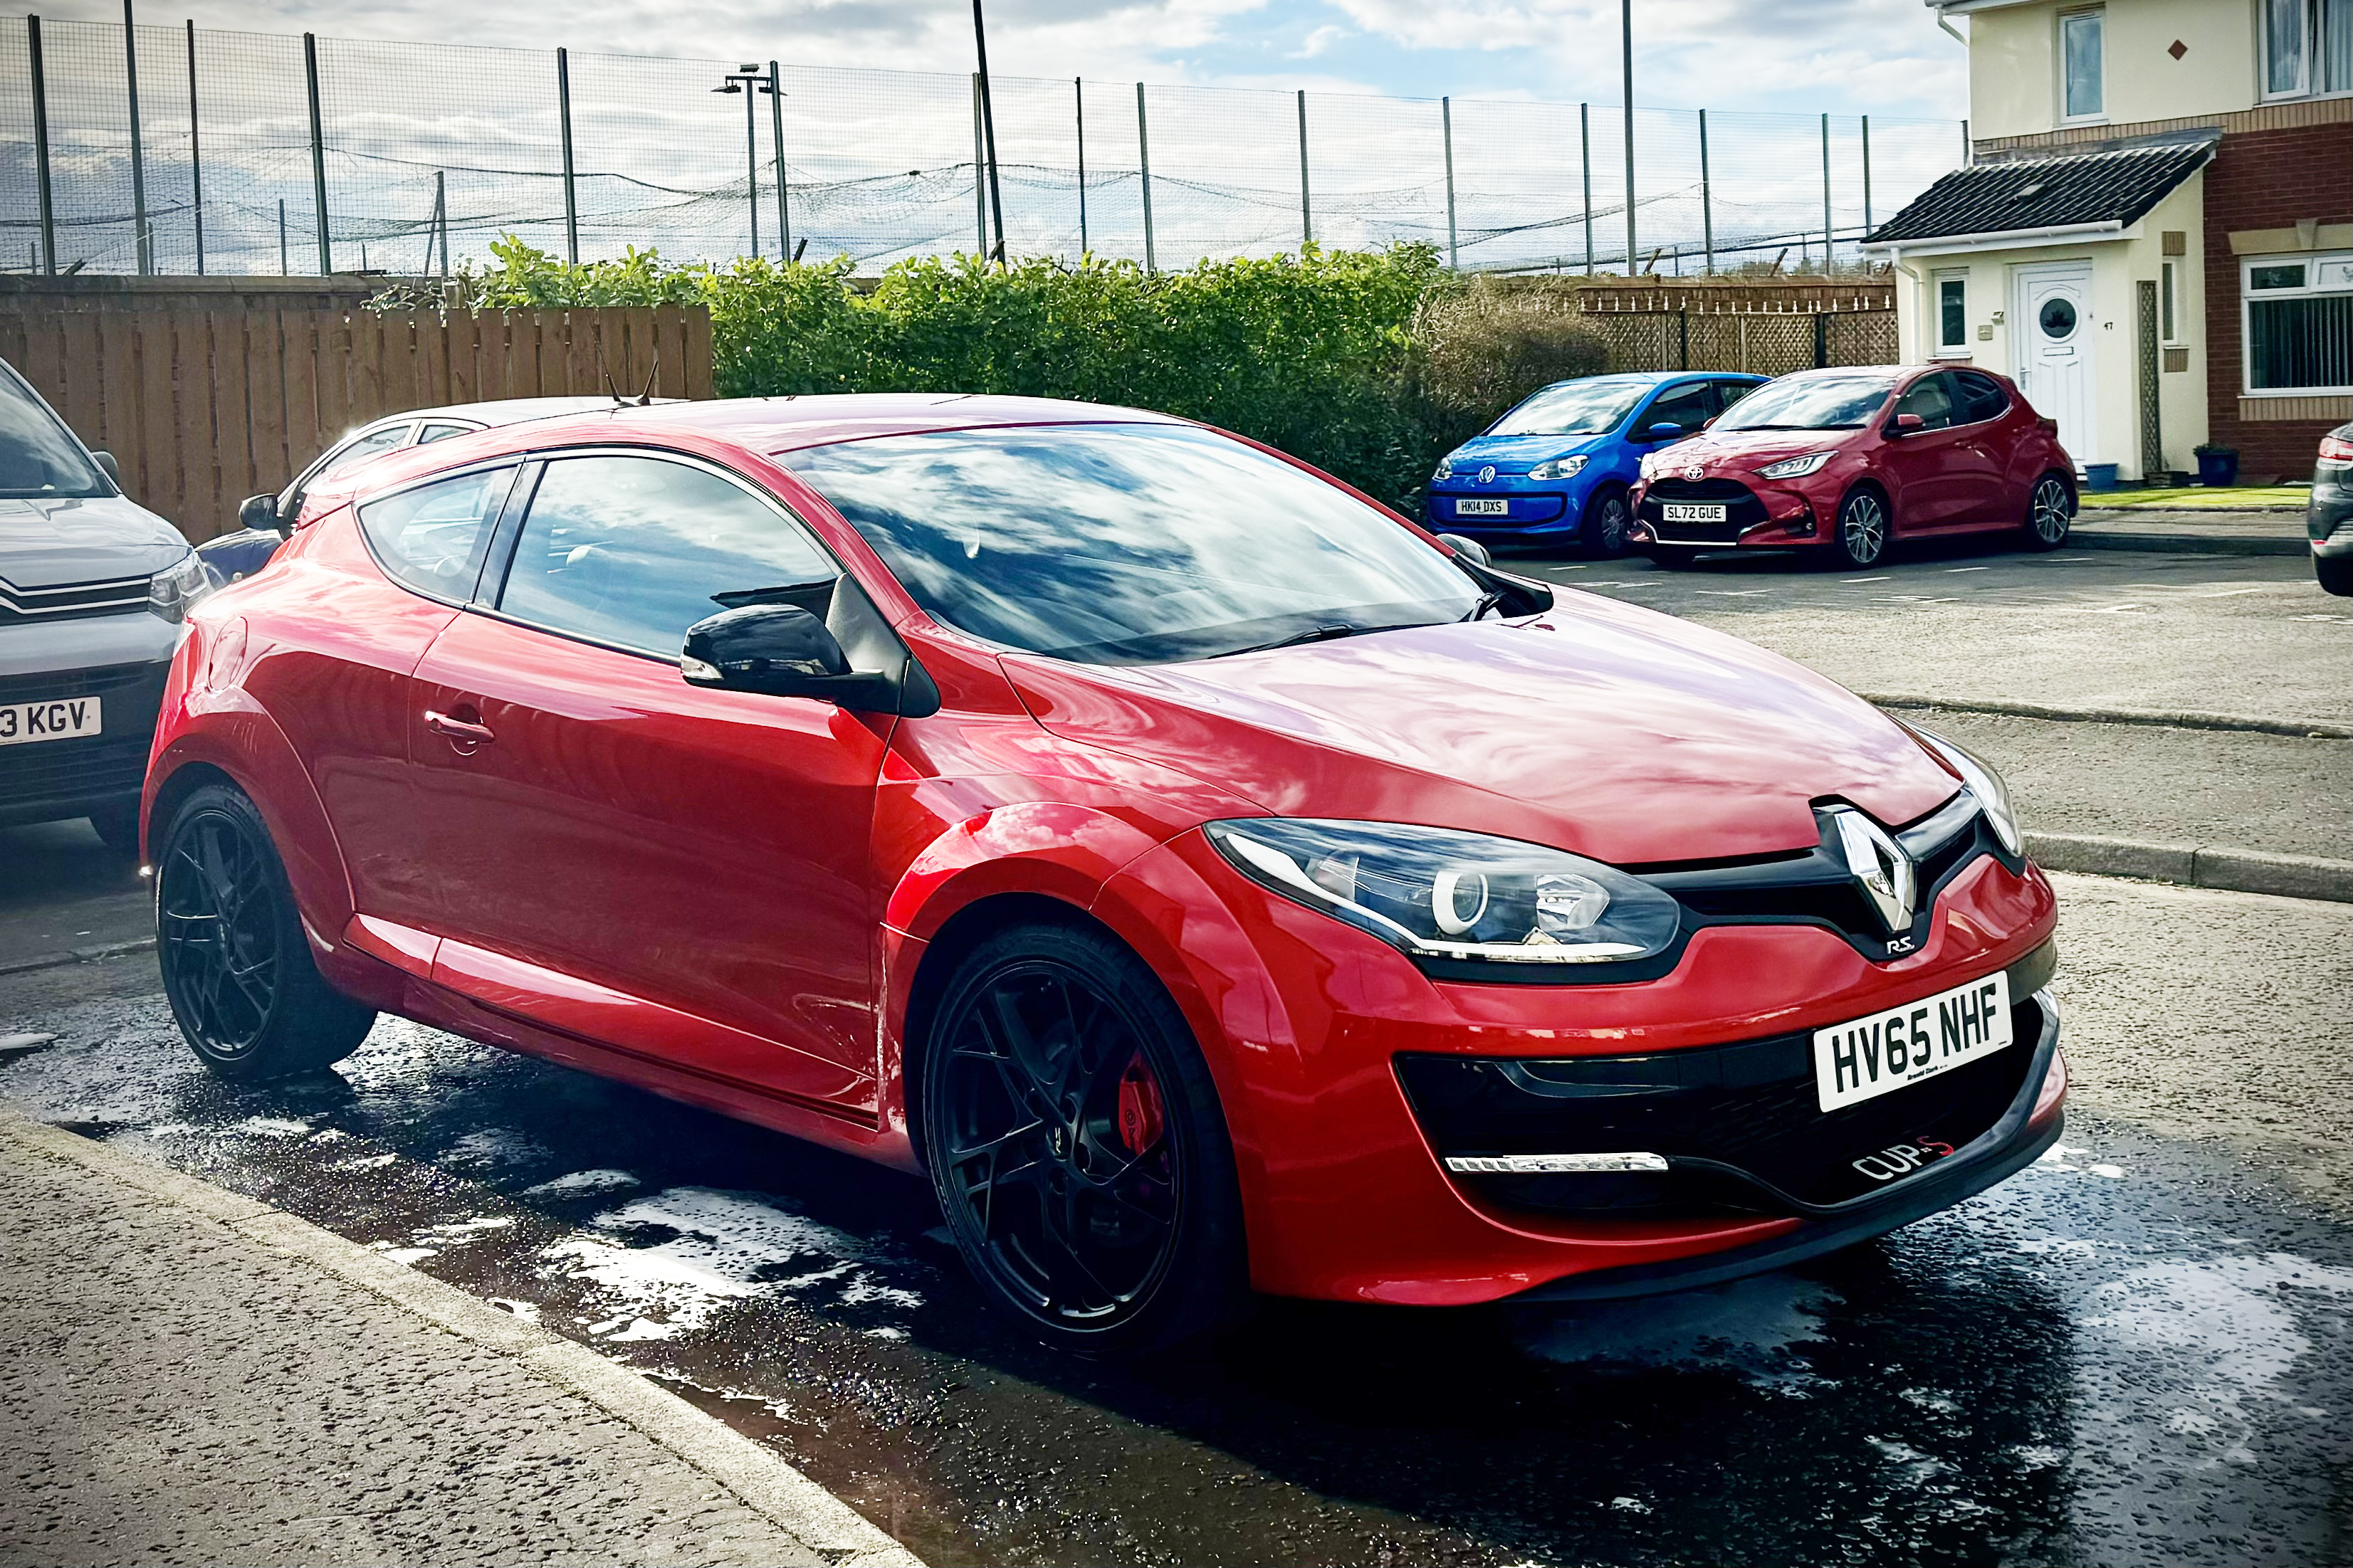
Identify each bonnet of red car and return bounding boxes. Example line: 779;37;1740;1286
1002;589;1961;868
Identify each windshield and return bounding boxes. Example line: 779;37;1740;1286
0;361;108;499
1713;373;1897;432
1487;381;1649;437
785;422;1482;665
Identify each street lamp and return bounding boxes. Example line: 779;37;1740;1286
713;64;775;259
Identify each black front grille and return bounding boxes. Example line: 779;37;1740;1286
1397;993;2045;1219
0;733;151;804
0;574;154;625
0;662;163;707
1638;477;1767;542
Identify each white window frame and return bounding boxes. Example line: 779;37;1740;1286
1932;270;1971;358
2160;261;2181;345
2241;251;2353;397
2263;0;2353;102
2058;7;2106;124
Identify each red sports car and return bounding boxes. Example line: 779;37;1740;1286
1628;364;2077;569
142;396;2065;1351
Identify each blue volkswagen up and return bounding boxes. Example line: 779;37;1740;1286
1425;371;1766;555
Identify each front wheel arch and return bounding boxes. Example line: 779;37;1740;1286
1830;482;1894;567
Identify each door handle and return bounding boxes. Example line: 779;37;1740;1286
424;709;496;745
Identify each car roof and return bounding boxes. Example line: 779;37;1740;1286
379;395;666;428
449;394;1193;458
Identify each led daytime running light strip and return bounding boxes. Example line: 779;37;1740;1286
1443;1152;1670;1174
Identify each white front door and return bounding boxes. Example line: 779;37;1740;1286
2013;263;2095;468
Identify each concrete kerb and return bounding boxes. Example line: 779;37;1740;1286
2065;530;2306;557
0;1110;924;1568
1864;693;2353;740
2024;832;2353;903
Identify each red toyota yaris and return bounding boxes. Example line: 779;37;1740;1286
1628;364;2077;569
143;396;2065;1350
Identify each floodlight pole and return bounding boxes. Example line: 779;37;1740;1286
971;0;1007;263
1620;0;1635;276
714;66;771;259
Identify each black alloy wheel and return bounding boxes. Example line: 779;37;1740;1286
2023;473;2072;550
157;783;374;1081
1582;486;1632;559
923;922;1245;1352
1833;488;1890;569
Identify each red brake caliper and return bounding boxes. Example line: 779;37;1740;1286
1115;1052;1166;1155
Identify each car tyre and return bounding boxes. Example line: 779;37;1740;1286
1831;488;1890;569
2022;472;2072;551
156;782;375;1082
1646;547;1699;571
2319;555;2353;597
921;919;1248;1355
1581;485;1632;559
88;802;142;856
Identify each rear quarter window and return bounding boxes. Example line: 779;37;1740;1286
355;467;516;601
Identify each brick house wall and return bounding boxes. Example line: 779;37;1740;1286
2203;122;2353;480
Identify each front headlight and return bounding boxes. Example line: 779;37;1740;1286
1909;726;2023;856
147;552;221;624
1528;454;1588;483
1204;819;1682;969
1756;451;1836;480
1431;454;1456;482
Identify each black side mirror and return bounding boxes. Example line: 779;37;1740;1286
91;450;120;486
1645;422;1684;443
1435;532;1492;567
239;493;285;538
682;602;894;709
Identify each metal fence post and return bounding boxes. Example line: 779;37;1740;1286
1579;102;1592;274
1074;78;1086;259
971;74;985;256
1619;0;1635;275
1961;118;1971;165
1296;90;1311;248
1698;107;1712;274
29;16;57;274
304;33;330;273
557;48;578;263
184;19;202;274
277;196;286;274
125;0;150;273
1442;97;1457;270
1861;114;1873;236
1136;82;1155;275
770;61;789;263
1820;112;1833;270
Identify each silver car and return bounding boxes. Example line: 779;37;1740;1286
0;354;212;853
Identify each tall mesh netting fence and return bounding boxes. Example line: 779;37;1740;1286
1;17;1966;278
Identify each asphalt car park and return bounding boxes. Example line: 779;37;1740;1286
4;512;2346;1567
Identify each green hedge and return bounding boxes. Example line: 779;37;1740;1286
439;238;1601;510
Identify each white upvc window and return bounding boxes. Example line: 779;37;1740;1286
2060;8;2105;122
2160;261;2181;345
2263;0;2353;101
1933;271;1970;357
2242;252;2353;395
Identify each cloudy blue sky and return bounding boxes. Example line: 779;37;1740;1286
55;0;1971;120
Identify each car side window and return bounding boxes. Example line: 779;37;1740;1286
1644;383;1714;438
1892;374;1957;431
1713;380;1757;413
355;466;515;601
318;423;412;477
416;422;476;445
1953;372;2010;426
496;454;837;660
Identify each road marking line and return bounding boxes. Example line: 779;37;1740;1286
1840;577;1891;584
1946;567;1990;573
2191;586;2273;598
1694;589;1768;596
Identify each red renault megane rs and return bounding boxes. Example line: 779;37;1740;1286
142;396;2065;1350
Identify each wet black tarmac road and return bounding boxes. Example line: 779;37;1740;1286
4;954;2347;1567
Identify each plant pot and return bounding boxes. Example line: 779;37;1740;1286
2197;450;2239;487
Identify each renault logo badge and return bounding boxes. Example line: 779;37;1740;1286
1830;808;1916;936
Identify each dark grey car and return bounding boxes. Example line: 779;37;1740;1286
1;355;211;851
2310;422;2352;597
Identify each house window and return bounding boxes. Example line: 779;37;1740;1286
2243;252;2353;394
2060;9;2105;120
2160;261;2179;344
1935;273;1969;356
2265;0;2353;99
